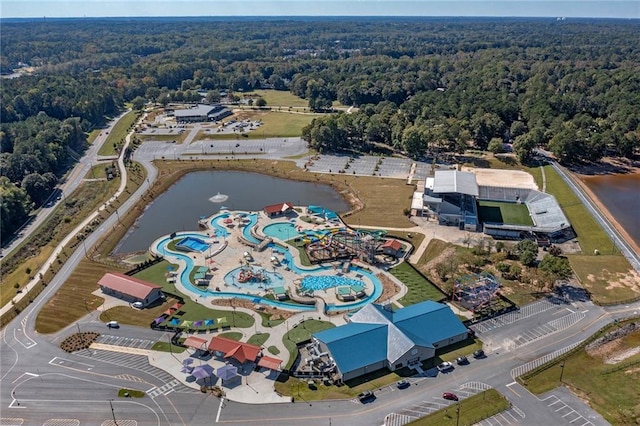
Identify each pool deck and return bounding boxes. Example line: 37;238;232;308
156;209;387;310
145;207;412;404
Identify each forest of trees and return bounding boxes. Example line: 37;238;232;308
1;17;639;237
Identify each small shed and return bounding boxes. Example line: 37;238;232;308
380;239;404;257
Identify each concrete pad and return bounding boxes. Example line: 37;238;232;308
462;167;538;190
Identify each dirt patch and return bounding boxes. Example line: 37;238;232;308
568;156;640;176
603;269;640;293
586;322;640;363
461;167;538;190
606;347;640;364
376;273;401;302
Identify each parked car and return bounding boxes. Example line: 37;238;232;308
357;390;375;403
396;379;410;389
437;361;454;372
442;392;459;401
456;356;469;365
106;321;119;329
132;301;144;309
473;349;485;359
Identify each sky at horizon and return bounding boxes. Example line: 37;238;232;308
2;1;639;19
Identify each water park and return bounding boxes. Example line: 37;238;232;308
149;204;408;314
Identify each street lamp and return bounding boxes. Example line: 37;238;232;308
456;402;461;426
559;361;565;383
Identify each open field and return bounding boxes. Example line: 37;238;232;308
35;260;114;333
543;165;637;303
241;90;309;108
98;110;139;156
391;262;446;306
217;110;321;139
477;200;533;226
521;320;640;425
137;132;187;144
409;389;510;426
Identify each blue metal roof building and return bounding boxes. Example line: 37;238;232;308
313;300;468;381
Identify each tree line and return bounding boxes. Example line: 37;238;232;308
1;17;639;237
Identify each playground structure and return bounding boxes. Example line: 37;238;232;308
452;272;501;313
237;266;269;284
304;228;387;264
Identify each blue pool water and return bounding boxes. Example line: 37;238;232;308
154;228;383;312
208;213;231;238
176;236;210;252
223;267;284;290
301;275;365;292
263;222;298;241
242;213;260;244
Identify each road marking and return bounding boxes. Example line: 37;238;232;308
11;372;39;384
216;397;225;422
0;418;24;426
49;357;94;368
42;420;80;426
505;382;521;398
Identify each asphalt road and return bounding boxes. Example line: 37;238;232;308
1;133;639;425
1;111;129;259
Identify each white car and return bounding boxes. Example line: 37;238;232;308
132;302;144;309
437;361;454;372
106;321;119;328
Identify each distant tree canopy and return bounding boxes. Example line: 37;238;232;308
1;17;639;235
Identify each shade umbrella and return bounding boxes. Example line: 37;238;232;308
191;364;215;380
182;358;194;366
193;320;203;327
204;319;215;326
181;366;193;373
153;316;166;324
216;364;238;381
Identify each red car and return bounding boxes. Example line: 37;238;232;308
442;392;459;401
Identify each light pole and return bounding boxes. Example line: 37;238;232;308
456;402;460;426
109;399;118;426
559;361;565;383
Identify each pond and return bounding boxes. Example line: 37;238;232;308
115;171;349;253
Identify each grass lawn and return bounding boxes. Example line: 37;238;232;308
282;320;335;369
392;262;446;306
568;255;640;304
35;260;116;333
242;90;309;108
408;389;510;426
150;341;187;353
131;261;255;329
544;165;618;256
138;132;187;144
118;388;146;398
219;332;243;340
98;110;139;156
196;110;320;140
477;200;533;226
521;322;640;425
87;129;101;144
247;333;270;346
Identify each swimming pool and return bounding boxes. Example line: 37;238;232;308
153;228;384;313
176;236;210;253
224;266;284;290
263;222;298;241
301;275;365;292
